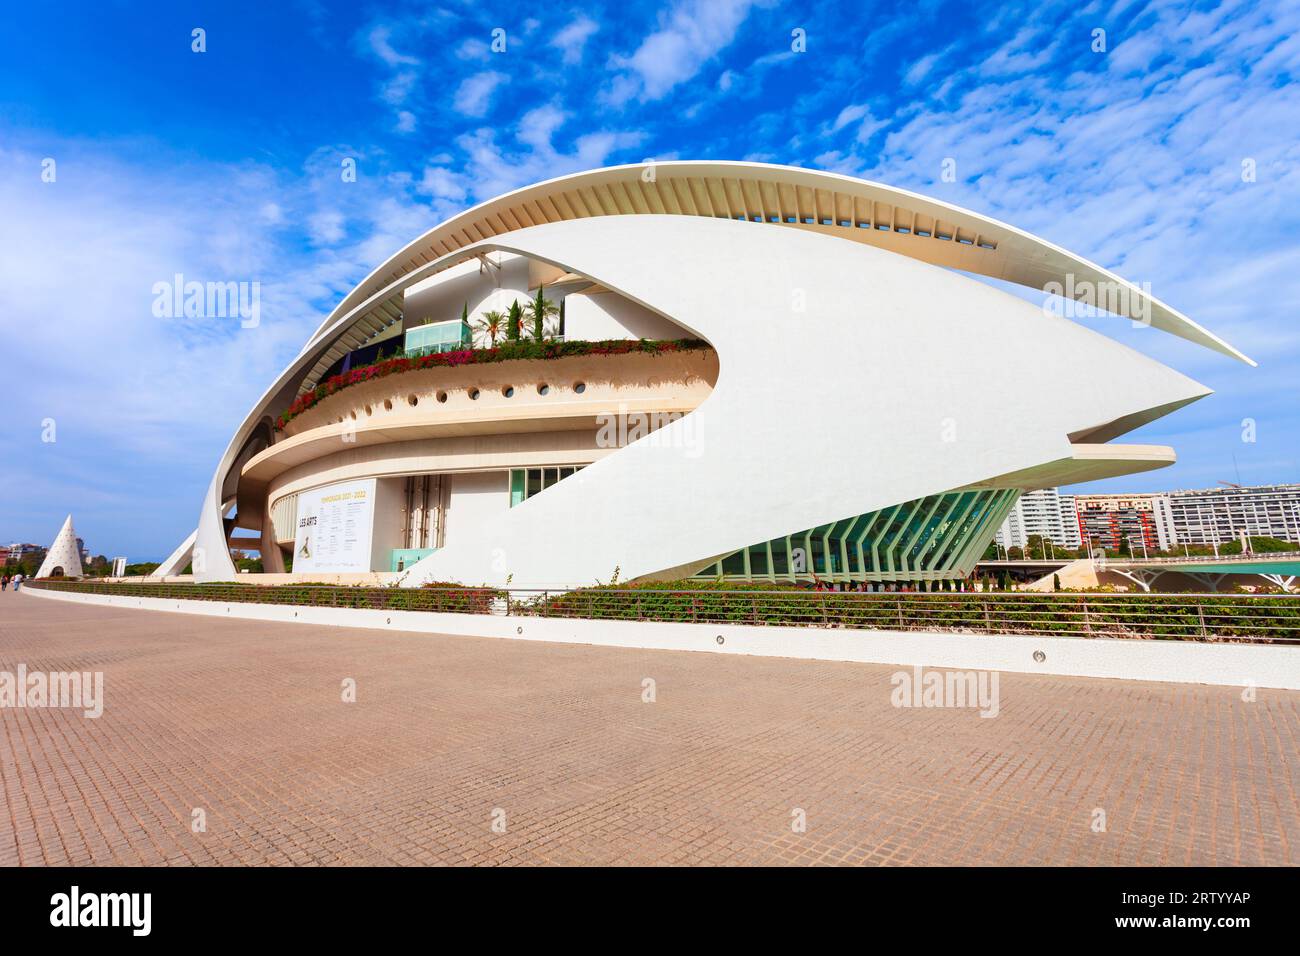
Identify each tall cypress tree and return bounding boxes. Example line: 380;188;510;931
507;300;521;341
532;286;545;340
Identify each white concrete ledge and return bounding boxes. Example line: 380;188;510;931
23;586;1300;690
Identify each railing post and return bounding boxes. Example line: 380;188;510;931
1197;602;1208;639
982;599;992;634
1082;597;1092;638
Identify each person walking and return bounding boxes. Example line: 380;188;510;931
12;572;22;592
1;574;8;591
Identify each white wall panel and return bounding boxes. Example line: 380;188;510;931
564;290;689;341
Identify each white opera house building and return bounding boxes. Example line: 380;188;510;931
154;162;1252;589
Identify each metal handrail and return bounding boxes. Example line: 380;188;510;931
44;581;1300;598
981;551;1300;566
25;580;1300;645
1097;550;1300;566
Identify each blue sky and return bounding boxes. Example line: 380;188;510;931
1;0;1297;559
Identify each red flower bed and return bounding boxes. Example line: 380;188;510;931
275;338;709;430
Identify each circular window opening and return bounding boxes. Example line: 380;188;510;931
349;410;357;420
364;404;373;416
468;388;480;401
502;386;515;398
573;382;586;394
383;399;393;411
407;394;419;407
537;383;550;396
436;390;448;403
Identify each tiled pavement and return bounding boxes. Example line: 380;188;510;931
1;592;1296;866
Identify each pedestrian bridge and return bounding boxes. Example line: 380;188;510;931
979;552;1300;592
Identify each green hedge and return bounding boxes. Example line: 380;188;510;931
32;580;501;615
518;582;1300;642
28;579;1300;643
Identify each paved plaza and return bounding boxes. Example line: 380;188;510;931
1;592;1297;866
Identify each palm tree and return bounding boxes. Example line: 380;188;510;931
475;310;505;347
506;300;523;341
525;285;559;341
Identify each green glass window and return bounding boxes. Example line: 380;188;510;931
770;538;789;575
721;550;746;575
509;470;526;508
509;464;586;506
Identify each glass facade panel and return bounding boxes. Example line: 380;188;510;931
721;550;746;575
692;489;1021;585
509;470;526;508
770;538;789;574
390;548;435;572
404;319;471;356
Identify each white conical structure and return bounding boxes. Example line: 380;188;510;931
35;514;83;579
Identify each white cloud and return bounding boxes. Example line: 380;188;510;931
307;209;346;245
453;104;645;199
606;0;763;104
750;49;794;71
830;103;869;133
457;38;490;61
826;103;888;144
517;103;569;150
366;24;420;68
417;166;469;203
903;53;940;86
552;15;599;65
359;20;427;130
381;70;418;106
454;70;509;117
